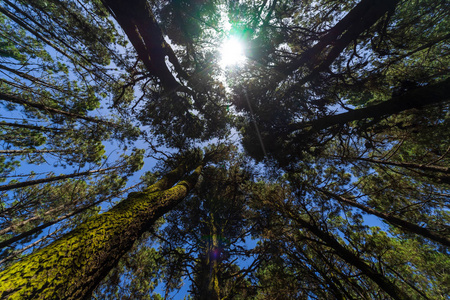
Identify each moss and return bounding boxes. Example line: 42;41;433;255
0;164;203;299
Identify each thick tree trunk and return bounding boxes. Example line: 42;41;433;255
0;163;203;299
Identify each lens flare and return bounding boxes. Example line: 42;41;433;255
220;36;246;67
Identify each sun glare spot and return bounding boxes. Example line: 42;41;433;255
219;36;246;67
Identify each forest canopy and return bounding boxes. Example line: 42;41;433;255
0;0;449;299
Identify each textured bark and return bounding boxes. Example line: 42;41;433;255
0;163;202;300
316;188;450;247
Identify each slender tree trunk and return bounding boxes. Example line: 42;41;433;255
307;248;358;300
0;122;66;132
0;64;69;93
0;184;139;249
287;212;411;300
342;156;450;185
316;187;450;247
289;78;450;134
0;149;69;155
0;163;203;299
340;156;450;174
198;213;221;300
0;167;117;192
0;1;109;79
0;91;113;125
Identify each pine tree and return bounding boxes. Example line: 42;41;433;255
0;0;449;298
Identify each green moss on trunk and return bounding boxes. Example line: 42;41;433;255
0;165;202;300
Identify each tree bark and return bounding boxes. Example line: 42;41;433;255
0;163;203;299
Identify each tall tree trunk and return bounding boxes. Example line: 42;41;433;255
289;78;450;134
0;122;66;132
0;166;117;192
0;149;70;155
197;213;221;300
0;162;203;299
101;0;189;94
282;209;411;300
341;156;450;185
0;184;139;249
0;92;113;125
315;187;450;247
339;156;450;174
284;0;399;77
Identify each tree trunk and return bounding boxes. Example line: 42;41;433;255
342;156;450;185
0;163;203;299
0;184;139;249
197;213;221;300
101;0;188;94
341;156;450;174
0;166;117;192
0;92;113;125
316;187;450;247
289;78;450;134
0;149;69;155
283;209;411;300
0;122;66;132
284;0;399;76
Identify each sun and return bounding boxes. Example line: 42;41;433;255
219;36;246;67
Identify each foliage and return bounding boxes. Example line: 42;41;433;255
0;0;449;299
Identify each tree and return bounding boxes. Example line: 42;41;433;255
0;152;204;299
151;151;257;299
0;0;449;298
